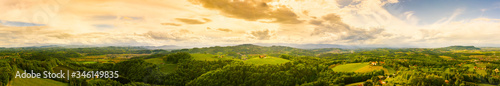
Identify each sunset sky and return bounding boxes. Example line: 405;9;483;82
1;0;500;48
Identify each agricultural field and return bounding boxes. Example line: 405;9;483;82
243;57;290;65
355;65;384;73
2;45;500;86
70;54;150;64
331;62;370;72
439;56;453;60
332;62;389;73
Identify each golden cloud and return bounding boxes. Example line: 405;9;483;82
189;0;302;24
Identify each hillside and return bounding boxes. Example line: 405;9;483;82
439;45;480;50
168;44;346;57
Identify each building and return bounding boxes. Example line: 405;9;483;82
259;55;267;58
371;62;377;66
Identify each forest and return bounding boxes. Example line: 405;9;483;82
0;44;499;86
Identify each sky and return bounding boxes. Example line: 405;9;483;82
1;0;500;48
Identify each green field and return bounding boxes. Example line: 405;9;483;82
145;58;166;64
332;63;369;72
355;65;384;73
10;69;68;86
244;57;290;65
439;56;453;60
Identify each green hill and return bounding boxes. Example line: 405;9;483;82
244;57;290;65
439;46;480;50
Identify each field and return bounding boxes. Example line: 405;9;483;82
191;53;240;61
244;57;290;65
145;57;166;64
355;65;384;73
331;63;369;72
70;54;150;64
332;62;388;73
439;56;453;60
10;69;68;86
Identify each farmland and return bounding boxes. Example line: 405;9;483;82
331;62;369;72
0;45;500;86
244;57;290;65
70;54;150;64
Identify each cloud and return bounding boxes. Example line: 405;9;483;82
249;29;274;40
0;20;45;26
175;18;211;24
386;0;399;3
161;23;182;26
142;29;198;41
92;15;118;20
310;13;386;42
189;0;302;24
48;33;73;39
93;24;114;29
216;28;232;32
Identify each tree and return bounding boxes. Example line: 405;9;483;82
163;52;193;63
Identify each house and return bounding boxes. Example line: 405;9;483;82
259;55;267;58
371;62;377;66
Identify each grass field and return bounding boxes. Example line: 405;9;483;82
70;54;149;64
145;58;165;64
439;56;453;60
355;65;384;73
332;62;387;73
10;69;68;86
244;57;290;65
332;63;369;72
